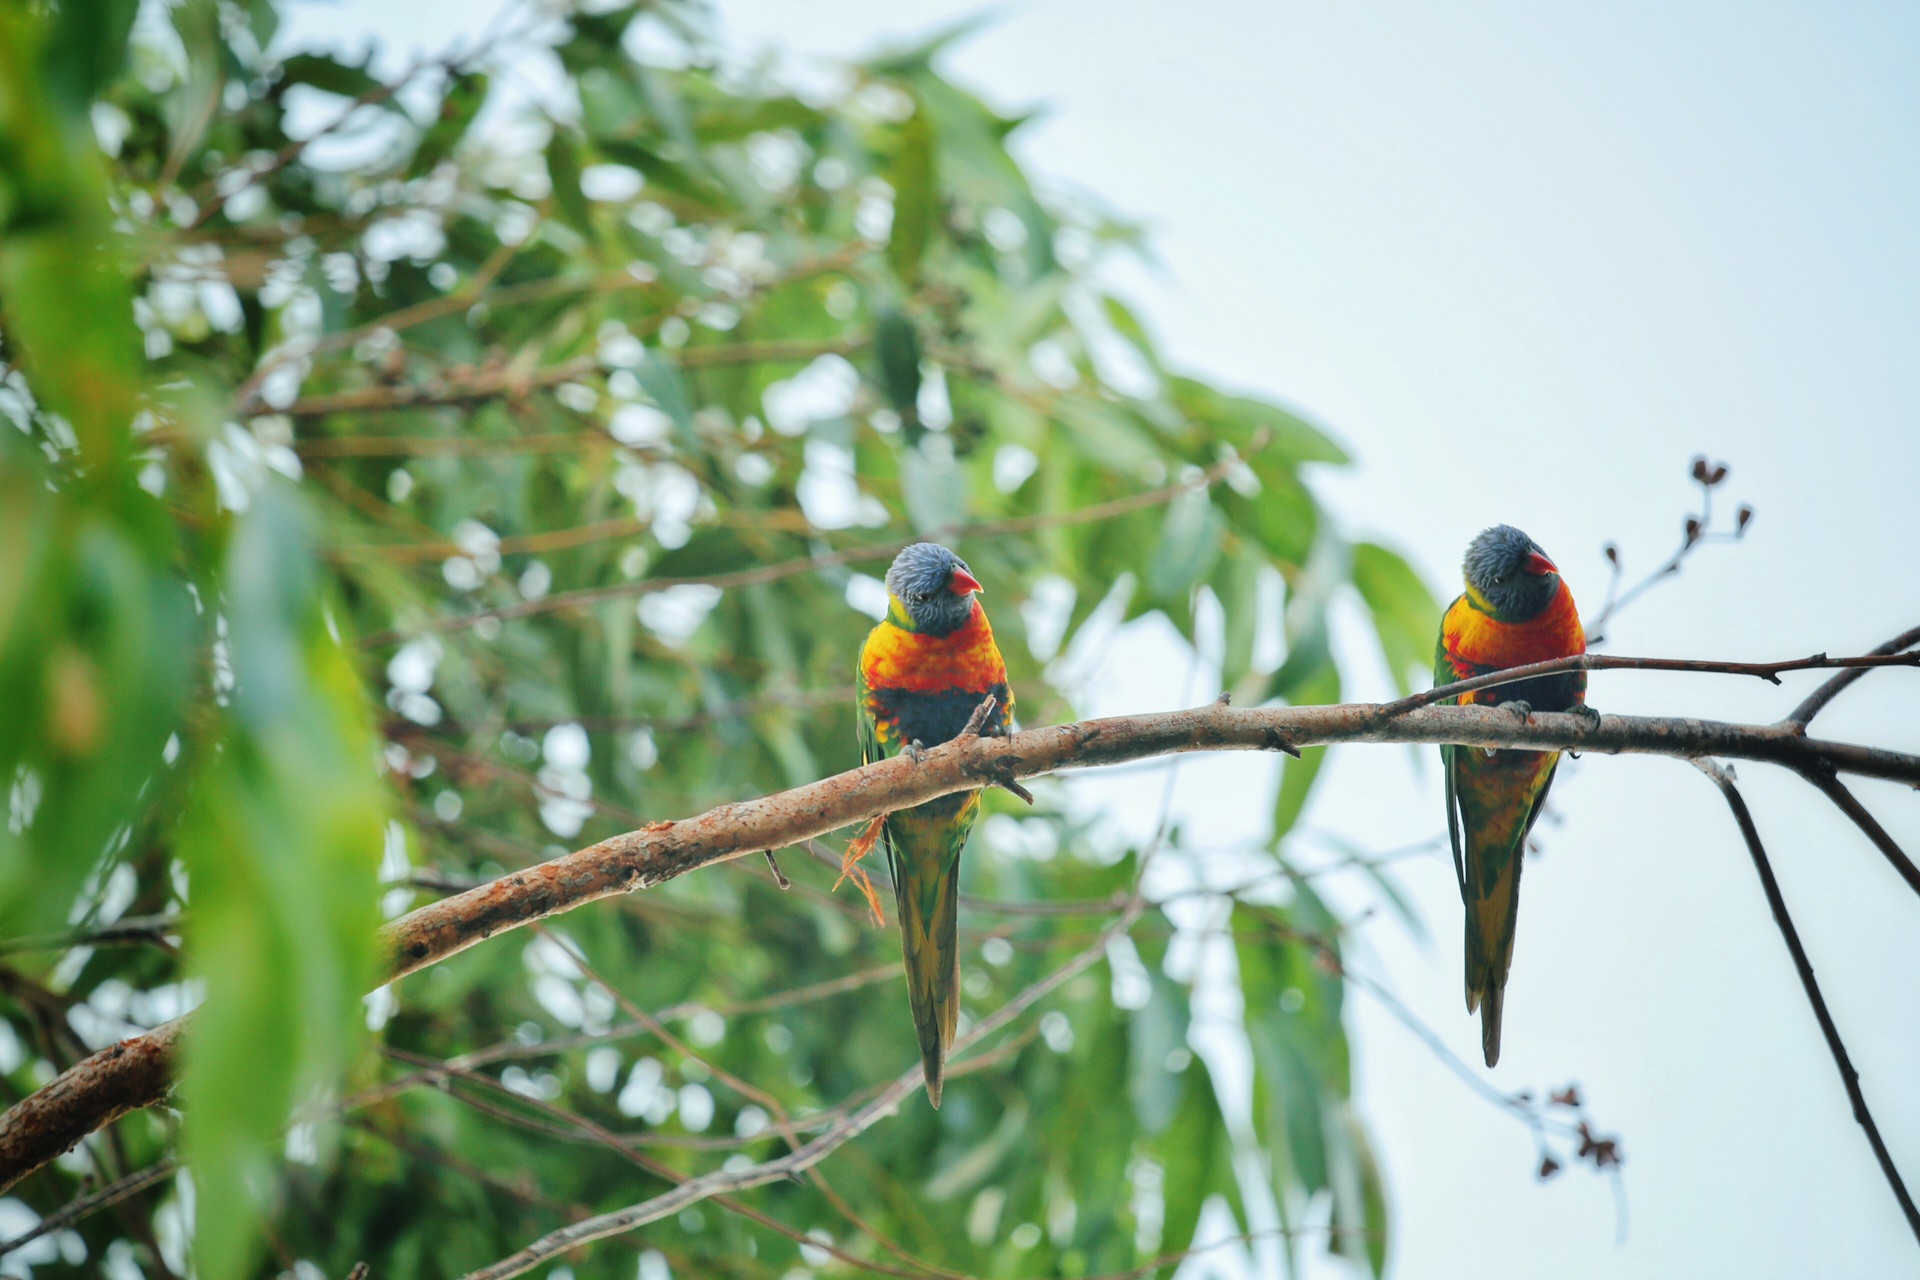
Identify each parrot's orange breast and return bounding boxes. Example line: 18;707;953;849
860;600;1007;694
1442;580;1584;700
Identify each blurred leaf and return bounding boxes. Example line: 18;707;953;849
1127;966;1189;1136
1266;529;1349;702
1154;1056;1243;1263
888;104;938;281
1273;661;1339;841
410;70;489;177
1351;541;1440;697
44;0;140;113
545;127;595;237
1169;375;1349;466
873;306;924;424
179;491;384;1280
1146;489;1224;604
900;443;969;533
276;51;383;101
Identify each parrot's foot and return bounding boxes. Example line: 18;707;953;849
906;739;926;764
1502;700;1533;722
834;816;888;926
1568;704;1602;729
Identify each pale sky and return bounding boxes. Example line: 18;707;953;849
281;2;1920;1276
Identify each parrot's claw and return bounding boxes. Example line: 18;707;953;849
906;739;926;764
959;695;999;739
835;815;888;926
1502;700;1533;723
1569;704;1602;729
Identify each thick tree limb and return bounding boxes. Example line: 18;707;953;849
0;1019;185;1196
5;697;1917;1193
1693;761;1920;1243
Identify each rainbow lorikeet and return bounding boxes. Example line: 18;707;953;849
852;542;1012;1106
1435;525;1593;1067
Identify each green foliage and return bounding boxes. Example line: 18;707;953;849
0;1;1437;1276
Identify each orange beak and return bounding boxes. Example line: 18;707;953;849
1525;550;1558;577
949;567;983;596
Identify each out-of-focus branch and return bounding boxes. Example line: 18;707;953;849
0;915;180;957
0;1020;186;1195
0;1157;179;1255
459;896;1142;1280
361;429;1270;646
283;336;861;421
6;686;1918;1193
1693;761;1920;1245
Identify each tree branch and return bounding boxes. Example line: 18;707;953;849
1785;625;1920;729
283;337;862;421
1381;648;1920;718
346;427;1286;647
5;691;1917;1193
1692;761;1920;1244
1793;766;1920;900
0;1157;178;1254
459;896;1141;1280
0;1019;185;1195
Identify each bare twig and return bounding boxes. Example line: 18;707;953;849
1383;649;1920;718
0;915;180;957
6;691;1919;1192
1786;625;1920;729
1585;457;1753;645
0;1157;178;1255
1693;760;1920;1243
1794;767;1920;901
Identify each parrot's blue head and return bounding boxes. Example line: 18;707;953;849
1463;524;1561;621
884;542;982;636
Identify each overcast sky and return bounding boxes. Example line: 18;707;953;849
282;2;1920;1275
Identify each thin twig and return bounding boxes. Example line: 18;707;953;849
1382;649;1920;718
0;1157;178;1254
1693;760;1920;1244
0;915;180;957
1794;767;1920;901
1584;460;1752;645
1785;625;1920;729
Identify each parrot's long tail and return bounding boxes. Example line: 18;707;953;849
1463;857;1523;1069
892;835;964;1107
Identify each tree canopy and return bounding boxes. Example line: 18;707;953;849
0;2;1445;1276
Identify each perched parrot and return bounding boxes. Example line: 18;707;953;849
854;542;1012;1106
1435;525;1592;1067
